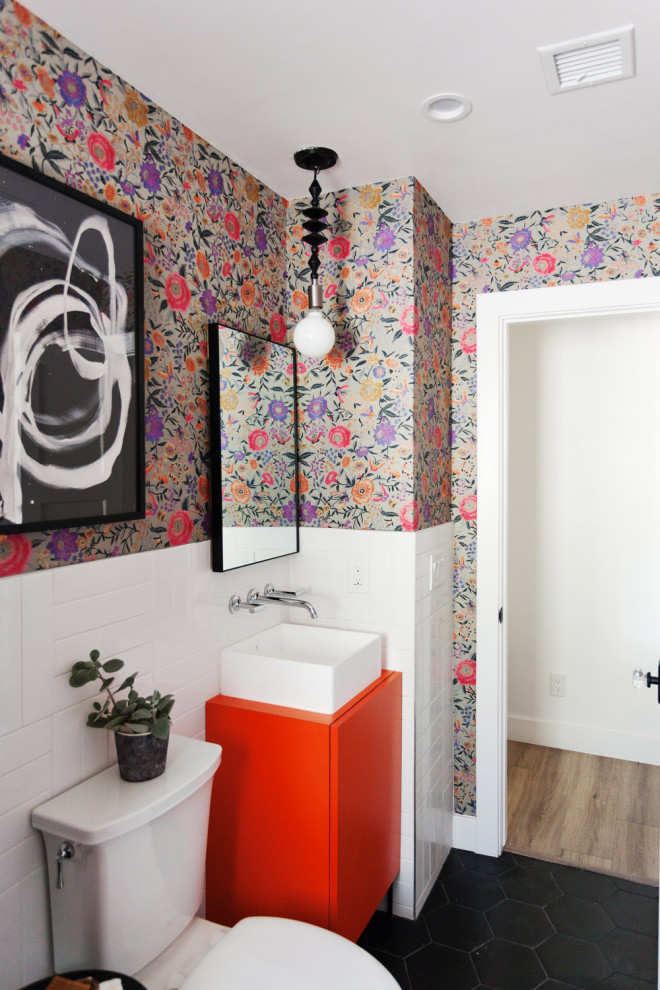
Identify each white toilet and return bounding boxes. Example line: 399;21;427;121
32;735;398;990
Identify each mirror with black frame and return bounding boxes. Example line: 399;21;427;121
208;324;299;571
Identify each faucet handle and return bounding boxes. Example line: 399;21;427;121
229;594;266;615
264;583;308;598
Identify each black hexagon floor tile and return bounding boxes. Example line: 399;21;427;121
438;848;465;880
471;937;547;990
458;850;518;877
425;902;492;951
500;865;562;906
537;933;612;988
614;878;659;900
514;854;559;873
599;929;658;984
405;942;479;990
363;910;430;956
601;973;658;990
359;849;658;990
443;869;505;911
486;897;555;946
551;865;617;903
545;894;615;940
602;890;658;936
418;879;448;916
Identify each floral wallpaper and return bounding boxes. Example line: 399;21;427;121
218;328;296;527
452;192;660;815
0;0;287;577
412;181;452;528
0;0;453;578
286;177;451;530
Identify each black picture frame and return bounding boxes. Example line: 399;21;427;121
0;151;144;534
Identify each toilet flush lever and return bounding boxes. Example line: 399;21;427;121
56;841;74;889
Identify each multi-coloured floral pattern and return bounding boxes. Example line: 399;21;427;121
219;328;296;527
452;193;660;815
0;0;287;575
286;177;451;530
413;181;452;528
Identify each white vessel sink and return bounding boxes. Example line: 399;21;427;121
221;624;382;714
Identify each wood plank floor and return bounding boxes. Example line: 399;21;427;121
505;741;660;886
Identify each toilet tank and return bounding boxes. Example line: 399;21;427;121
32;735;222;975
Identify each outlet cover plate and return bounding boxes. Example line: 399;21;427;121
348;555;370;594
550;672;567;697
430;552;444;590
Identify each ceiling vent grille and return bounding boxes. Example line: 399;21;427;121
538;26;635;94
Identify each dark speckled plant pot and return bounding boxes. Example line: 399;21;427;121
114;731;169;782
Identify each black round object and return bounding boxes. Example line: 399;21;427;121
293;147;338;172
20;969;147;990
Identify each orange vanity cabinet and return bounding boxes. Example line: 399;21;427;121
205;670;402;942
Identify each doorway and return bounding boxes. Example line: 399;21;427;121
474;276;660;860
503;310;660;882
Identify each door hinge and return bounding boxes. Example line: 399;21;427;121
498;606;504;624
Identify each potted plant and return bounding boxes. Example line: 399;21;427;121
69;649;175;782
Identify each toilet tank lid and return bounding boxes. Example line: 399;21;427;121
32;735;221;845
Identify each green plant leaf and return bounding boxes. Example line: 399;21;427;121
132;708;152;721
117;675;136;692
89;649;100;662
105;715;129;730
129;723;150;734
102;658;124;673
151;718;171;739
69;669;96;687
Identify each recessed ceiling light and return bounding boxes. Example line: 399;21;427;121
421;92;472;122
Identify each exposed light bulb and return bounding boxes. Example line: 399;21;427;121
293;308;335;359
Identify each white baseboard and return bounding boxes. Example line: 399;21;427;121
508;715;660;766
452;812;477;852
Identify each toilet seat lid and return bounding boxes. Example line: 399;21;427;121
179;917;399;990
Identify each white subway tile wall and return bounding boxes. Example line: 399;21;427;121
413;523;454;915
0;542;290;990
289;524;454;920
0;526;453;987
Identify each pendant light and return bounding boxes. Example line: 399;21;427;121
292;147;338;358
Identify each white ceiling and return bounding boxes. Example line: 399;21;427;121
25;0;660;221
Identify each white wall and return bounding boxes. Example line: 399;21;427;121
289;524;454;918
0;543;290;990
508;311;660;764
0;525;454;988
413;524;454;915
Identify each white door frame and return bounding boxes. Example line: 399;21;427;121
475;275;660;857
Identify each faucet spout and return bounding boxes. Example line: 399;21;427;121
247;585;318;619
267;594;318;619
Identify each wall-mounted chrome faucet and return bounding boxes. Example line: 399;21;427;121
248;584;318;619
228;583;317;619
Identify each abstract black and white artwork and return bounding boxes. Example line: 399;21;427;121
0;153;144;534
